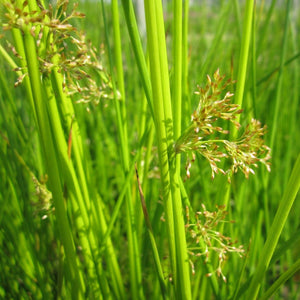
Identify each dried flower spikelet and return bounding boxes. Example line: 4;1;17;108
171;70;271;181
185;204;244;281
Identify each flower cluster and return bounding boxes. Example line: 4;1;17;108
224;119;271;178
172;69;271;180
185;204;244;281
3;0;117;105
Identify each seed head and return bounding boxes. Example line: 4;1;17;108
185;205;245;281
172;70;271;181
2;0;117;106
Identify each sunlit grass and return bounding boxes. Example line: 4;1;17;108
0;0;299;299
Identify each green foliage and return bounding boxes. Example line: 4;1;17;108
0;0;299;299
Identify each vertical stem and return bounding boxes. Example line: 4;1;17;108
224;0;254;216
269;0;291;150
232;0;254;137
251;3;257;118
144;1;191;298
144;0;176;288
172;0;192;298
102;1;144;298
111;0;127;153
247;153;300;299
121;0;154;118
22;29;84;298
182;0;190;128
173;0;182;140
44;75;111;298
247;2;293;297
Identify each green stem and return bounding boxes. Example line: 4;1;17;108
259;258;300;300
135;163;168;299
22;28;84;298
269;0;291;150
181;0;191;128
232;0;254;136
121;0;154;118
102;1;143;298
247;153;300;299
144;0;176;290
173;0;182;141
43;75;110;298
144;1;191;298
198;1;232;81
172;1;192;298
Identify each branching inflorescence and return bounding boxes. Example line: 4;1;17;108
3;0;117;105
172;69;271;181
185;205;245;282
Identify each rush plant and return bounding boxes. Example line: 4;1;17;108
1;0;299;299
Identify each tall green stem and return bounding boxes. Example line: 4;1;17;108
144;1;191;298
181;0;190;128
22;27;84;298
247;153;300;299
121;0;154;118
102;1;144;298
144;0;176;289
171;0;192;298
232;0;254;137
269;0;291;150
